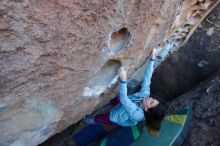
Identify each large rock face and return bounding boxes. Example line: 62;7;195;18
0;0;182;145
0;0;218;145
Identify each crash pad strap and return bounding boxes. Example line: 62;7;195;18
131;125;140;139
165;115;187;125
100;138;107;146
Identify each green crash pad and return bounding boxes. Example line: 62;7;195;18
130;107;192;146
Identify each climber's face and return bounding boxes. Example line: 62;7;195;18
142;97;159;111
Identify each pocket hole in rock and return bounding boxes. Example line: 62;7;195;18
109;27;131;54
83;60;121;97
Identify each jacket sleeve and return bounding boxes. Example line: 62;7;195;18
119;80;140;117
132;58;155;100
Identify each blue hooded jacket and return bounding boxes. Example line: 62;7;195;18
109;59;155;126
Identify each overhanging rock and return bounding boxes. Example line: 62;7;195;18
0;0;219;145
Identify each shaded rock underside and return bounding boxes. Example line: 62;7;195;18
0;0;220;146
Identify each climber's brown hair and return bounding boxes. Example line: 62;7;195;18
144;102;166;135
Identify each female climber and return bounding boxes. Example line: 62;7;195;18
85;48;166;135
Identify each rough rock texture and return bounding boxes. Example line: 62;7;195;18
39;1;220;145
0;0;183;145
168;71;220;146
1;0;219;145
151;3;220;100
126;0;219;97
